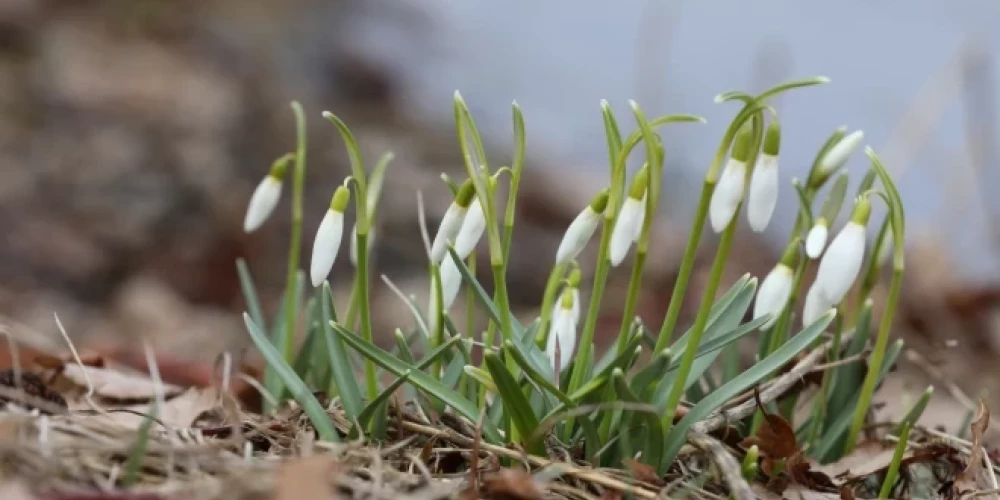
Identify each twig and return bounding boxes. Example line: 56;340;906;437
686;429;754;500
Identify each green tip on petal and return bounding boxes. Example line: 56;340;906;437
628;164;650;200
559;287;575;309
851;195;872;225
330;185;351;212
763;119;781;156
589;188;610;213
455;179;476;208
731;123;755;163
268;153;294;181
567;268;582;287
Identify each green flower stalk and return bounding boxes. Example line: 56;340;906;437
281;103;308;365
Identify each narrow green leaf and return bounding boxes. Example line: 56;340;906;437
632;348;672;399
484;352;543;453
264;272;305;412
292;297;320;379
879;422;911;499
121;406;157;486
505;340;570;407
464;366;498;393
896;386;933;434
353;370;411;437
415;334;463;371
445;246;524;336
332;321;502;441
236;258;266;333
661;310;836;468
442;354;466;389
612;368;663;466
244;314;338;442
819;170;850;224
321;284;364;423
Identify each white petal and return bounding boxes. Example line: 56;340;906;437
632;194;648;242
746;154;778;232
309;209;345;287
430;203;468;264
454;199;486;259
570;288;581;325
753;264;793;330
439;257;463;311
243;176;282;233
709;159;748;233
555;207;601;265
546;308;577;372
609;197;642;266
805;224;829;259
814;222;866;304
819;130;864;174
802;284;831;326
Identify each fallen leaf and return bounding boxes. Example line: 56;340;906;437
838;444;964;499
622;458;665;487
273;456;342;500
58;363;184;402
788;456;838;493
959;398;990;483
744;387;799;460
0;370;67;414
480;468;544;500
103;386;221;430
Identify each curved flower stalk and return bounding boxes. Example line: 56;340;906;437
805;219;829;259
546;285;579;373
709;124;755;233
609;165;649;266
309;185;351;287
430;179;476;264
753;240;798;330
243;155;292;233
556;189;609;265
812;195;871;306
746;119;781;232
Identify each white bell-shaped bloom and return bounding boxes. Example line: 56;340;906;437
430;180;476;263
609;195;644;266
813;221;867;305
555;192;606;265
710;158;748;233
243;176;283;233
632;194;648;242
309;185;350;287
805;221;829;259
802;283;832;326
819;130;864;175
753;263;794;330
453;198;486;259
746;153;779;232
546;289;578;373
439;256;463;311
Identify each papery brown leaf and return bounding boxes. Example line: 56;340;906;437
55;364;184;403
751;387;800;460
765;475;790;495
273;456;342;500
480;469;544;500
102;386;221;430
600;490;624;500
959;398;990;482
622;458;665;487
0;370;67;414
788;455;838;493
838;485;856;500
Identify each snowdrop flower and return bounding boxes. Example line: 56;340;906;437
430;180;476;264
746;120;781;232
753;242;797;330
609;166;649;266
439;256;463;311
309;185;350;287
632;194;648;242
243;158;289;233
817;130;864;178
453;197;487;259
546;287;579;373
709;124;755;233
813;196;872;305
805;218;829;259
802;283;833;326
555;189;609;265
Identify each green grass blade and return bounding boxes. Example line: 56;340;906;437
879;422;911;499
292;297;320;379
670;275;752;353
827;300;874;419
236;258;267;333
442;354;466;389
661;310;836;469
896;386;933;434
332;321;502;441
244;313;339;442
321;284;364;423
414;334;463;371
632;348;672;399
613;368;663;466
121;406;157;487
352;370;411;438
505;340;569;407
464;366;498;393
484;352;543;453
445;246;524;336
263;272;305;412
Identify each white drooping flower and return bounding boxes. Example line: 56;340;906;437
555;189;609;265
609;166;649;267
818;130;864;176
709;125;754;233
430;179;476;264
802;283;832;326
632;194;648;242
309;185;351;287
813;196;871;305
453;197;487;259
746;120;781;233
546;287;579;373
426;256;464;336
805;219;829;259
243;158;289;233
753;263;794;330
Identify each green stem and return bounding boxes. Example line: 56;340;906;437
615;251;647;353
282;102;308;364
845;266;903;453
356;231;378;404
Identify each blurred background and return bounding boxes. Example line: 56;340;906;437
1;0;1000;424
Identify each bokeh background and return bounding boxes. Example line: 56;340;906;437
2;0;999;426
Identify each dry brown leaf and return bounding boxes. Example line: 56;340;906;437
959;398;990;483
622;458;665;487
745;387;800;460
59;363;184;402
480;468;544;500
273;456;342;500
103;386;220;430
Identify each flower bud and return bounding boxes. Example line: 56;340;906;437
555;189;609;265
430;179;476;263
309;185;351;287
709;124;754;233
